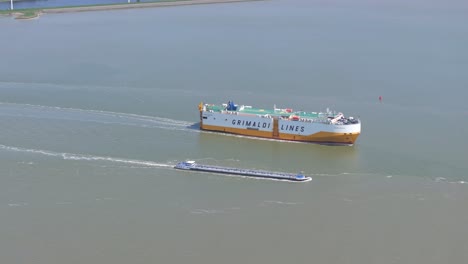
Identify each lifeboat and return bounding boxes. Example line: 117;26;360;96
291;115;300;121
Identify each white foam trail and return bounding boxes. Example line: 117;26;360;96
190;209;225;214
0;145;58;157
8;203;29;207
435;177;447;183
0;102;196;131
0;144;172;168
262;200;300;205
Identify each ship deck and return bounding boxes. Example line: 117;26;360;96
205;104;323;119
174;161;311;182
192;164;310;181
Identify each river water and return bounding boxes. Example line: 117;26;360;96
1;0;468;263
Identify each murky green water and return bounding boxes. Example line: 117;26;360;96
1;1;467;263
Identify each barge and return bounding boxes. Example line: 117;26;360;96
174;161;311;182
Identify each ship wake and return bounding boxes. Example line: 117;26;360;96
0;144;173;169
0;102;197;133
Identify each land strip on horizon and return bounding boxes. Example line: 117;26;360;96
1;0;266;19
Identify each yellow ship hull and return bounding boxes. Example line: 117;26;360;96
201;123;360;145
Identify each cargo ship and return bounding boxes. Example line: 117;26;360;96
175;161;311;182
198;101;361;145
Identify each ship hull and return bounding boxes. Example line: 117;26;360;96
175;161;311;182
185;167;310;181
200;111;360;145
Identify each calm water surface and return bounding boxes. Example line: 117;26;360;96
1;0;468;263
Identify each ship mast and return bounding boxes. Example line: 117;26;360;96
198;102;204;129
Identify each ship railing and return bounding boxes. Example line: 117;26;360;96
220;111;239;115
195;164;299;178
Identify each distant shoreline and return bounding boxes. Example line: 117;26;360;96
1;0;266;19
